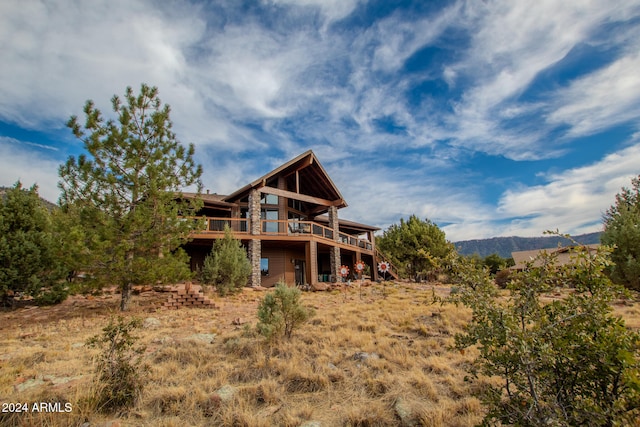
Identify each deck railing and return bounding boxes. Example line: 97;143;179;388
193;217;373;251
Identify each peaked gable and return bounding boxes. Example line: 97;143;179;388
225;150;347;211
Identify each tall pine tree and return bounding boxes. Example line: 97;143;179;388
59;84;203;310
602;175;640;290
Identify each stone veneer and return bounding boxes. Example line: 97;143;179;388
248;188;261;287
328;206;341;281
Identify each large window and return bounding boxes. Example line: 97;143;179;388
260;193;278;205
261;208;278;233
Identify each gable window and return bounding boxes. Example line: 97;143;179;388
260;193;278;205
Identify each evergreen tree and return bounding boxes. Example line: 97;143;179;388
377;215;453;281
0;182;66;305
602;175;640;291
59;84;203;310
449;236;640;425
200;225;251;295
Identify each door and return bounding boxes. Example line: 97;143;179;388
294;259;306;286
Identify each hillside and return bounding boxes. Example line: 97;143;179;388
454;231;602;258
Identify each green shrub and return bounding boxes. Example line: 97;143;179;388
449;233;640;426
86;316;147;412
0;182;67;306
201;225;251;296
494;268;511;289
257;282;314;340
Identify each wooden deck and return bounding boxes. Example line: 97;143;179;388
189;217;375;253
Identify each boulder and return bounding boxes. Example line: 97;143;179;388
311;282;329;291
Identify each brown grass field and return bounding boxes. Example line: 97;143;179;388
1;282;638;427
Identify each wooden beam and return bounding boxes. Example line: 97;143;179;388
260;186;342;207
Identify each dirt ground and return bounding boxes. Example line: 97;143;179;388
6;287;262;327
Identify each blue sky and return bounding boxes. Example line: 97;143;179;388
1;0;640;241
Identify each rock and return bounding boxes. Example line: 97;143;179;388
352;351;380;362
300;422;322;427
311;282;329;291
394;398;416;427
185;333;216;344
14;377;45;393
143;317;161;329
214;384;237;403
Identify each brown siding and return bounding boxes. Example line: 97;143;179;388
261;248;288;287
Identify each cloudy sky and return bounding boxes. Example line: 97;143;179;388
2;0;640;241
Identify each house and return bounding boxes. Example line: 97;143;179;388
511;244;600;271
182;150;396;288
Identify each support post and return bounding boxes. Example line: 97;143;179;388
328;206;341;282
248;188;261;287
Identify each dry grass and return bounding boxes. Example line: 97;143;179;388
1;282;638;426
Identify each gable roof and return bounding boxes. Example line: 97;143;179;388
511;244;600;270
224;150;347;210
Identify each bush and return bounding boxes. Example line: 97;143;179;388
449;234;640;426
201;225;251;295
257;282;314;340
86;316;147;412
494;268;511;288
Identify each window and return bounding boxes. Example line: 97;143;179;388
288;198;303;211
261;208;278;233
260;193;278;204
260;258;269;276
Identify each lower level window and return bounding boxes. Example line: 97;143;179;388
260;258;269;276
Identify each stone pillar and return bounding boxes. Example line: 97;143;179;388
369;231;378;281
248;188;261;287
328;206;341;282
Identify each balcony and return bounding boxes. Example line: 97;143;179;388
192;217;373;251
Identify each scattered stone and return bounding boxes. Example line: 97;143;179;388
352;351;380;362
185;333;217;344
300;421;322;427
214;384;237;403
394;398;416;427
14;377;45;393
311;283;329;291
143;317;161;329
45;374;84;386
327;363;338;370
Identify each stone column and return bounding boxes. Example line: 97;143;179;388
248;188;261;287
328;206;341;282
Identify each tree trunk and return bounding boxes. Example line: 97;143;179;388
120;282;132;311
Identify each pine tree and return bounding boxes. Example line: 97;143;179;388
0;182;66;305
602;175;640;290
377;215;453;281
59;84;203;310
200;225;251;295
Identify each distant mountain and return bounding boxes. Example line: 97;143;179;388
454;232;603;259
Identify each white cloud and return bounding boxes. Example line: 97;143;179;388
495;142;640;237
547;51;640;136
0;137;61;203
445;0;640;158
